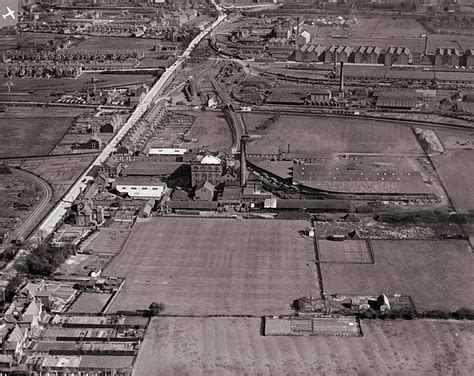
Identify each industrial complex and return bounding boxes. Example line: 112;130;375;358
0;0;473;375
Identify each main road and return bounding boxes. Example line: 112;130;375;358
34;0;227;240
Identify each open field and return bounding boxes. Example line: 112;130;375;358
0;114;75;158
104;218;319;315
133;317;474;376
181;111;233;151
74;36;165;51
431;150;474;214
321;240;474;311
246;114;423;155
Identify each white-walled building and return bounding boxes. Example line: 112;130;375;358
115;176;167;198
148;148;187;156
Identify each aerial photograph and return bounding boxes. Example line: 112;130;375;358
0;0;473;374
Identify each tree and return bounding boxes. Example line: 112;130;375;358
149;302;165;316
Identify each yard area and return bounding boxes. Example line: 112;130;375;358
431;149;474;214
104;217;319;315
246;114;423;155
133;317;474;376
181;111;233;151
320;240;474;312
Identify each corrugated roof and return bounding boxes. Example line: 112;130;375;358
276;199;350;211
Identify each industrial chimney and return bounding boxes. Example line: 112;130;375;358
423;34;429;56
296;17;300;47
240;135;250;187
339;61;344;100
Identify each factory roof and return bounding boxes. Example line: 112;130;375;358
385;69;435;80
115;176;166;186
376;96;417;109
124;161;183;176
435;71;474;82
221;186;242;201
276;199;350;211
436;47;462;56
388;46;411;55
167;201;218;210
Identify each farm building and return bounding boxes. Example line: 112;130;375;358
115;176;167;199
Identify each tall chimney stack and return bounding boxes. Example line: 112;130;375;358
296;17;300;47
240;135;249;187
339;61;344;100
424;34;428;56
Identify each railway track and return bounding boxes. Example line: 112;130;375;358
10;168;53;241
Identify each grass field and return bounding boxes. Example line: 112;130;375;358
321;240;474;311
246;114;423;155
431;150;474;214
0;116;74;158
181;112;233;151
133;317;474;376
104;218;319;315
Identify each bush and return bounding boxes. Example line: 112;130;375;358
149;302;165;316
452;308;474;320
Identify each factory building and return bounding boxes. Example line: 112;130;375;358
190;154;223;187
115;176;167;199
325;45;353;64
435;47;461;67
385;46;412;65
353;46;382;64
294;44;325;62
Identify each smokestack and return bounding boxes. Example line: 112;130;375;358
296;17;300;47
424;34;428;56
339;61;344;100
240;135;249;187
288;143;291;154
